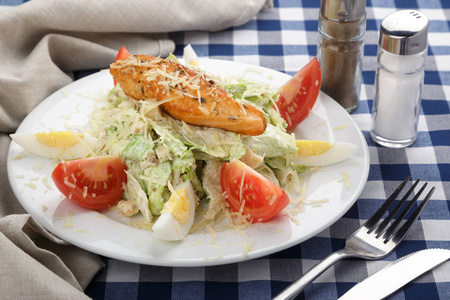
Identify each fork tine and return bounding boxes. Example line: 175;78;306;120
379;181;426;239
374;178;420;237
364;174;412;231
387;185;435;243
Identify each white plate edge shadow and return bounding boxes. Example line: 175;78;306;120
7;59;370;267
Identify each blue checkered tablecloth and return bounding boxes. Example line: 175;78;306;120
3;0;450;299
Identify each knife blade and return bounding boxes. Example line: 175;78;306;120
339;248;450;300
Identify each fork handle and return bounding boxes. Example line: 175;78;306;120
273;248;354;300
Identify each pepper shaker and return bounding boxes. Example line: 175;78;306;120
370;10;429;148
317;0;366;113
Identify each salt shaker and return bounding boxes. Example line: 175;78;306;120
318;0;366;113
370;10;429;148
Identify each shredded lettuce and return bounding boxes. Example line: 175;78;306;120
90;52;303;223
122;135;154;162
244;124;298;157
143;161;172;215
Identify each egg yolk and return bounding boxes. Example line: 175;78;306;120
161;188;190;224
35;131;82;148
296;140;331;156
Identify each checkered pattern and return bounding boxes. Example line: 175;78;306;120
4;0;450;299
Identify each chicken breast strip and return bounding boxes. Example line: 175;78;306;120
110;55;266;136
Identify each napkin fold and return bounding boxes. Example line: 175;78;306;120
0;214;104;299
0;0;272;298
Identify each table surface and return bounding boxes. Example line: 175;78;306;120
5;0;450;299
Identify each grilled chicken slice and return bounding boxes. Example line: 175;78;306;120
110;55;266;136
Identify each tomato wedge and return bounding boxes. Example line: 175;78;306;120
52;156;128;209
113;45;132;85
276;57;322;131
220;160;290;222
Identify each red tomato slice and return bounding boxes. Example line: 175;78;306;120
113;45;132;85
220;160;290;222
276;57;322;131
52;156;128;209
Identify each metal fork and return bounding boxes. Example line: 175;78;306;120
274;174;435;300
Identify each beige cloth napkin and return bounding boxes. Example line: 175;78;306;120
0;214;101;299
0;0;272;298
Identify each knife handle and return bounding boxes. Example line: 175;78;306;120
273;248;354;300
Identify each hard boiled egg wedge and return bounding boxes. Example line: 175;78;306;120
10;131;97;160
152;180;197;241
292;140;357;167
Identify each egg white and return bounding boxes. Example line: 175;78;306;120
292;141;357;166
10;132;97;160
152;180;196;241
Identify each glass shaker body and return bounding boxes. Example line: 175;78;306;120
317;13;366;113
370;47;427;148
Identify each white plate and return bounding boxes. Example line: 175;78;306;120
7;59;369;267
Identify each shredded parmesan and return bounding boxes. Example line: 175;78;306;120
313;120;326;128
235;228;253;258
339;171;351;188
333;124;350;131
205;224;217;244
239;169;246;203
269;194;277;206
27;182;37;189
12;153;25;160
236;100;248;116
306;199;329;205
167;180;180;200
33;162;44;169
287;211;300;225
197;106;210;115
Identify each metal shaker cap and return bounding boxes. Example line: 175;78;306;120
320;0;366;22
379;10;429;55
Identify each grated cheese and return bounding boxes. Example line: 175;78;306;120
192;240;203;246
333;124;350;131
269;194;277;206
27;182;37;189
306;199;329;205
33;162;44;169
239;169;246;203
197;106;210;115
287;211;300;225
339;171;351;188
12;153;25;160
205;224;217;245
313;120;326;128
235;228;253;258
167;180;179;200
236;100;248;116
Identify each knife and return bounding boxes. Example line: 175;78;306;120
339;248;450;300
